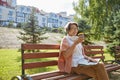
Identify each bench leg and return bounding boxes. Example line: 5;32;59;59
108;73;112;78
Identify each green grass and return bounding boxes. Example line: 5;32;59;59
0;49;21;80
104;48;114;60
0;49;58;80
0;49;114;80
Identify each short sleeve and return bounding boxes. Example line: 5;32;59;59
60;37;69;52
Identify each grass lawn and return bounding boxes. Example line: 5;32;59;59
104;48;114;60
0;49;58;80
0;49;21;80
0;49;114;80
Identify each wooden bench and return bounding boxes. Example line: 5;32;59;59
12;44;120;80
112;46;120;64
84;46;120;73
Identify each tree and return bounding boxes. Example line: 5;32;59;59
7;21;14;28
104;9;120;56
73;0;120;56
18;8;47;43
16;23;25;28
73;0;120;40
77;19;92;45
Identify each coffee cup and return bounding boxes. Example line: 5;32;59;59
78;33;84;41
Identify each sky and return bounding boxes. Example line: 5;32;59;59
17;0;78;15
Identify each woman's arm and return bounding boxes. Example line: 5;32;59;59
82;47;98;62
62;37;84;58
84;55;97;62
62;43;76;58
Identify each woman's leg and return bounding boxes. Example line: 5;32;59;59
72;65;98;80
71;63;109;80
92;63;109;80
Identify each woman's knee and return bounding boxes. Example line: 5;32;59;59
95;63;105;70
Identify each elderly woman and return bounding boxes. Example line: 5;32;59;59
58;22;109;80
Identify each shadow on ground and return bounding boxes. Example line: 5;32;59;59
110;71;120;80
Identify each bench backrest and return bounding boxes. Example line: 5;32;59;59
21;44;60;76
21;44;105;76
115;46;120;61
84;45;105;62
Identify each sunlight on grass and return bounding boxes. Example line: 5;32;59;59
104;48;114;60
0;49;21;80
0;48;115;80
0;49;58;80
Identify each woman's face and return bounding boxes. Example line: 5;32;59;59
68;24;78;36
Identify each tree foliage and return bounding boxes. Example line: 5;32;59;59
73;0;120;55
77;19;92;45
104;9;120;56
7;21;14;28
73;0;120;40
18;8;47;43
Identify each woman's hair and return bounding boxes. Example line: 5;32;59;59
64;22;78;33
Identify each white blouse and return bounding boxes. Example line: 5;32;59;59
66;35;98;67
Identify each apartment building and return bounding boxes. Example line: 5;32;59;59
38;10;47;27
47;12;73;28
0;0;74;27
0;5;16;26
0;0;16;8
16;5;31;23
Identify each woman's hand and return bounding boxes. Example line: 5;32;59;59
88;57;98;63
90;59;98;63
74;37;84;45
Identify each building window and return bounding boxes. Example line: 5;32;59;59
0;15;2;19
48;18;52;23
16;12;24;17
42;23;45;27
17;18;24;23
27;8;31;13
60;21;62;25
8;11;13;16
21;18;24;22
8;17;14;21
21;7;24;12
0;8;2;13
42;18;46;22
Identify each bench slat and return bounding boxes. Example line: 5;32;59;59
106;65;120;72
91;56;104;59
115;54;120;58
105;64;117;68
85;51;104;55
58;74;90;80
30;71;66;80
116;51;120;53
30;71;90;80
22;44;60;50
23;52;59;59
23;60;58;69
84;46;103;49
115;46;120;53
